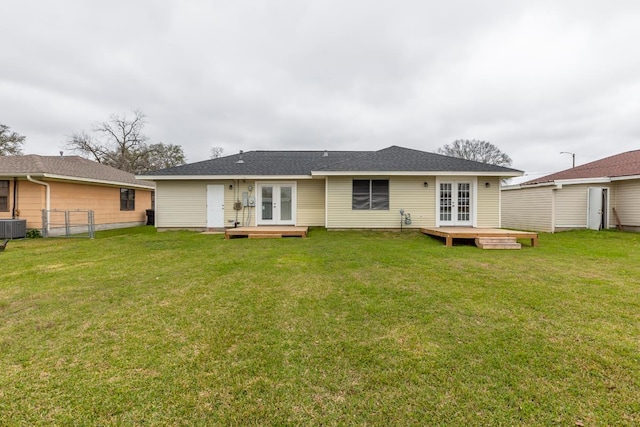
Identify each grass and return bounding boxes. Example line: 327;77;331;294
1;227;639;425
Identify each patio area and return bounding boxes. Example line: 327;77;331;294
225;226;309;239
420;227;539;248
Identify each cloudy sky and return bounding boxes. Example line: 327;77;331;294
2;1;639;177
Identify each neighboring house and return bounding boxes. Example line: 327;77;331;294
502;150;640;232
0;155;155;234
138;146;522;231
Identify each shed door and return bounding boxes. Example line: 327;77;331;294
207;185;225;228
587;187;607;230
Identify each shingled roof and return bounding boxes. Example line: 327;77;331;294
0;155;154;188
522;150;640;185
141;145;522;178
145;150;370;176
315;146;521;173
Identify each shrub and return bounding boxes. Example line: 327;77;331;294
26;229;42;238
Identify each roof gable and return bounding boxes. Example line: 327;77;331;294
523;150;640;185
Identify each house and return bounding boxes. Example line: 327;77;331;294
501;150;640;232
138;146;522;231
0;155;155;235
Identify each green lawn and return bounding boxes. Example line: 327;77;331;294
1;227;639;426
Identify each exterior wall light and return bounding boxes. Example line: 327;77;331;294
423;182;429;188
485;182;491;188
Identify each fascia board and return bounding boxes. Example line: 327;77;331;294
311;170;522;177
0;173;154;189
610;174;640;182
518;182;557;189
137;174;314;181
43;174;155;189
500;185;522;190
554;177;611;185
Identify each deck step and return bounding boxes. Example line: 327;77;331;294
248;233;282;239
475;237;521;250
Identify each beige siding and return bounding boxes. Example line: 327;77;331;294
296;179;325;226
1;179;151;230
156;181;208;228
614;180;640;227
50;181;151;226
4;180;45;229
227;181;256;227
326;176;435;228
501;186;554;232
554;184;590;228
157;175;505;230
156;179;325;229
477;177;501;228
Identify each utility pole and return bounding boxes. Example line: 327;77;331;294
560;151;575;168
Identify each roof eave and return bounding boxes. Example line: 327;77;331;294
43;173;155;189
610;174;640;182
521;176;616;188
554;177;612;186
311;170;522;177
137;174;315;181
0;172;154;189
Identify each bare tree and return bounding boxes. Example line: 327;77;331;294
66;110;186;173
0;123;26;155
65;130;107;162
142;143;187;171
210;146;224;159
437;139;512;167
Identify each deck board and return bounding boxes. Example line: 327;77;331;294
225;226;308;239
421;227;538;247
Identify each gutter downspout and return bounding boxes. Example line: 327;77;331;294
26;175;50;233
12;178;18;219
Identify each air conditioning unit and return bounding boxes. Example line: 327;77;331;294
0;219;27;239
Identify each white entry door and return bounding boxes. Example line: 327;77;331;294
438;181;473;226
257;183;296;225
207;185;225;228
587;187;608;230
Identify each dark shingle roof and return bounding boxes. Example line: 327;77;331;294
316;146;522;173
143;146;521;177
523;150;640;185
144;150;371;176
0;155;154;188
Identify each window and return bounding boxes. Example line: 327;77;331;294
352;179;389;210
0;180;8;212
120;188;135;211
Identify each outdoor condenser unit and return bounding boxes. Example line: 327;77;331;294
0;219;27;239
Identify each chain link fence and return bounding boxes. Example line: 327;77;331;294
41;209;95;238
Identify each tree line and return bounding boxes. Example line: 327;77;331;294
2;113;512;170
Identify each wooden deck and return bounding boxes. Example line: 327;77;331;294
225;226;309;239
420;227;538;247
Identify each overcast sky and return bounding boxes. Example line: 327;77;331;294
2;1;639;177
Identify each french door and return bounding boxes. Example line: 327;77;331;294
256;183;296;225
438;181;473;226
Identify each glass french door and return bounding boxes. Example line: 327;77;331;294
438;181;472;226
257;183;295;225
